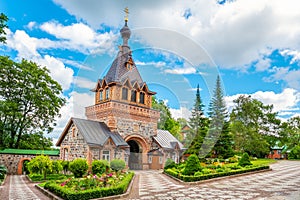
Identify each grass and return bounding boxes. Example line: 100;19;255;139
251;159;277;166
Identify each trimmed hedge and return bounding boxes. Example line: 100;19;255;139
165;165;269;182
44;172;134;200
29;173;71;182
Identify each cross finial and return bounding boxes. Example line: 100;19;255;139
124;7;129;22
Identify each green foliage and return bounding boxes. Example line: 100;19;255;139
165;165;269;182
18;133;53;150
92;160;109;174
185;84;208;148
152;96;182;141
279;117;300;152
230;95;280;158
0;13;8;43
288;145;300;159
164;158;176;170
110;159;125;172
228;155;239;163
0;164;7;180
201;168;212;174
61;161;70;175
29;173;70;182
238;153;252;167
44;172;134;200
213;122;234;159
69;159;88;178
182;154;202;175
0;57;65;149
52;160;63;174
27;155;53;180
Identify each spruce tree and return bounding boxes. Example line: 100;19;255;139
204;75;233;158
185;84;208;153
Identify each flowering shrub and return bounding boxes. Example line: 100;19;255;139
44;171;134;200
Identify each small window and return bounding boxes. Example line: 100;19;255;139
148;156;152;163
131;90;137;102
122;87;128;100
105;88;110;99
72;127;77;138
139;92;145;104
99;90;103;101
102;150;110;161
159;156;163;164
63;148;69;161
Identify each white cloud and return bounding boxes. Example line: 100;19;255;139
60;58;94;71
26;21;37;30
170;107;191;120
265;66;300;90
53;0;300;70
165;67;196;75
280;49;300;64
40;21;118;54
49;91;94;140
135;60;166;68
225;88;300;115
74;77;96;89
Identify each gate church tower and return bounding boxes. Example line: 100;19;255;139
85;11;160;169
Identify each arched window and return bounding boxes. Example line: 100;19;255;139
122;87;128;100
139;92;145;104
105;88;110;99
99;90;103;101
131;90;137;102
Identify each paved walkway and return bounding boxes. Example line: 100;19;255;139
127;160;300;200
0;161;299;199
0;175;49;200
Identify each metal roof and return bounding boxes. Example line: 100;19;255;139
153;129;184;150
57;118;128;147
0;149;60;156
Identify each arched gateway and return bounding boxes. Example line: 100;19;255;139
57;9;185;170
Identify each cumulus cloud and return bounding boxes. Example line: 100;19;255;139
225;88;300;116
280;49;300;64
40;21;117;54
49;91;94;140
53;0;300;70
170;107;191;120
165;67;196;74
74;77;96;89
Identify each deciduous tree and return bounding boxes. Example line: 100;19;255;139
0;57;65;149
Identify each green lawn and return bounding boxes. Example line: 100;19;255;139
251;159;277;166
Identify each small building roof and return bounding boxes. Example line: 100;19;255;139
0;149;60;156
153;129;185;150
56;118;128;147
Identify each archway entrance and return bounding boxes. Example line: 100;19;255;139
127;140;143;170
17;158;31;175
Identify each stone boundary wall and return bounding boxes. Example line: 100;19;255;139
0;153;59;175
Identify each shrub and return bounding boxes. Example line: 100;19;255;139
0;165;7;180
110;159;125;172
202;168;212;174
164;158;176;170
194;171;202;176
69;158;88;178
182;154;202;175
228;155;239;163
61;161;70;175
288;145;300;159
238;153;252;167
27;155;53;180
92;160;110;175
52;160;63;174
44;172;134;200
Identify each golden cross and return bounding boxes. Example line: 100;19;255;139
124;7;129;21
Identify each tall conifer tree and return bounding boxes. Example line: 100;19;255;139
204;75;233;158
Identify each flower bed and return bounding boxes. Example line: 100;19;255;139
43;171;134;200
164;165;269;182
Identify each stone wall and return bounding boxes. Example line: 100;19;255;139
0;154;59;175
60;123;89;161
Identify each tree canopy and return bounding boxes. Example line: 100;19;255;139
0;57;65;149
230;95;280;157
0;13;8;43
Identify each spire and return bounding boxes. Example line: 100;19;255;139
120;7;131;47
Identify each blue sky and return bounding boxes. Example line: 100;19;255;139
1;0;300;141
